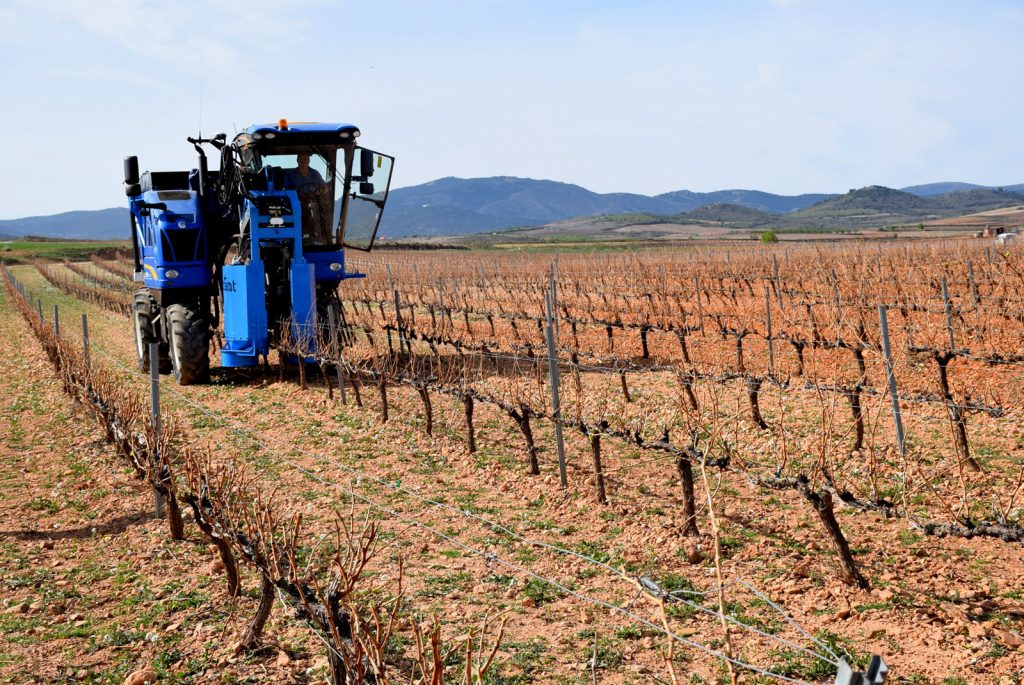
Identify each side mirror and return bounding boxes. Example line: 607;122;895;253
359;182;375;195
124;156;140;196
360;148;374;178
124;156;139;184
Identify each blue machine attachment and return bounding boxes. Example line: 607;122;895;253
126;171;210;292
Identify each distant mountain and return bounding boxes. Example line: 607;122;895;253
380;177;834;237
901;181;1024;196
0;208;127;240
900;182;988;196
930;188;1024;213
676;203;778;226
783;186;1024;228
377;205;534;239
656;189;836;214
4;177;1024;241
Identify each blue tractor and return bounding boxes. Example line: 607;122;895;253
124;120;394;384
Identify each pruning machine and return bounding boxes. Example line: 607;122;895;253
124;120;394;384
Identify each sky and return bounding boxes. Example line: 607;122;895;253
0;0;1022;218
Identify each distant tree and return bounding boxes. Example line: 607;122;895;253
760;230;779;244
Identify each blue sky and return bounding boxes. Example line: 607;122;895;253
1;0;1021;218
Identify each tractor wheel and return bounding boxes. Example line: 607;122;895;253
166;303;210;385
133;290;170;374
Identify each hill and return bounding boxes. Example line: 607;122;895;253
655;189;836;214
0;209;127;240
676;203;778;226
786;185;939;227
380;177;833;237
901;181;1024;197
509;185;1024;239
784;186;1024;228
5;178;1024;241
901;182;988;196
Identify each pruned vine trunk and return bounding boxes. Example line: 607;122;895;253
512;410;540;475
237;572;275;651
676;457;699;536
746;377;768;430
378;379;389;423
463;394;476;453
846;386;864;451
164;490;185;541
589;432;607;504
805;489;868;589
416;384;433;436
934;353;979;471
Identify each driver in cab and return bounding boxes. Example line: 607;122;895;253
284;152;332;244
284;152;326;194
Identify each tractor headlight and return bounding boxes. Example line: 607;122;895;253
329;263;342;272
177;219;188;229
252;132;262;140
265;132;276;139
165;270;179;279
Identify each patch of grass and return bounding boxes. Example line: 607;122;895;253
768;629;867;680
484;637;549;684
574;540;613;565
575;628;622;670
90;625;148;652
521;578;565;606
27;496;60;513
416;571;471;599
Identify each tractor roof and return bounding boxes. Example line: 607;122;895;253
236;121;360;147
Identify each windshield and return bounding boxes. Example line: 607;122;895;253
241;142;393;252
248;146;344;249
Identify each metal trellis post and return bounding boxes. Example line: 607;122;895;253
327;305;347;404
148;342;165;518
877;306;905;456
545;289;568;488
82;313;90;371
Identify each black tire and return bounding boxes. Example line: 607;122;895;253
133;290;170;374
166;303;210;385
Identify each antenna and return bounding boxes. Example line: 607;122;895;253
198;52;205;137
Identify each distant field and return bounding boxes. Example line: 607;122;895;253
0;239;129;264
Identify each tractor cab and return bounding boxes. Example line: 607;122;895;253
227;121;394;254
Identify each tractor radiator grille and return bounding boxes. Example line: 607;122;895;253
160;228;203;263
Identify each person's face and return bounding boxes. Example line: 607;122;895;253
297;153;310;169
